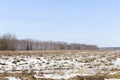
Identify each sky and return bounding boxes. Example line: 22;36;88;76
0;0;120;47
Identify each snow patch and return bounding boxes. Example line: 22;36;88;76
5;77;21;80
105;79;120;80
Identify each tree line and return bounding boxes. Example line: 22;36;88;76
0;33;98;51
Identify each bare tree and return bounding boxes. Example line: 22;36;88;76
0;33;17;51
0;33;98;51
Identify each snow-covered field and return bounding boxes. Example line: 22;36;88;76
0;50;120;80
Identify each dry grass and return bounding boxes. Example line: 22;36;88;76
0;73;54;80
0;50;75;56
0;50;120;80
0;50;113;56
0;72;109;80
105;71;120;78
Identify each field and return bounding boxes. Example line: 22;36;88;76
0;50;120;80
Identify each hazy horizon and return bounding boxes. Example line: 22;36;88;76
0;0;120;47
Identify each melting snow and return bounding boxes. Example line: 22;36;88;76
0;51;120;79
114;58;120;67
5;77;21;80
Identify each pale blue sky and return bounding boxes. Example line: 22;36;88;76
0;0;120;47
